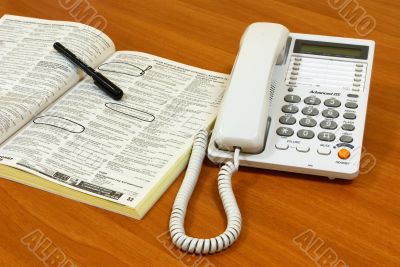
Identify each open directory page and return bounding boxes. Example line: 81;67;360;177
0;15;115;143
0;51;227;209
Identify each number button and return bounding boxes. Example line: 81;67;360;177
322;109;339;118
299;118;317;127
318;132;336;142
304;96;321;105
324;98;341;107
279;116;296;125
297;129;315;139
320;120;338;130
284;94;301;103
342;124;355;131
276;127;294;137
343;113;356;120
301;106;319;116
282;105;299;114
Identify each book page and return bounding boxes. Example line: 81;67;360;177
0;51;227;209
0;15;115;143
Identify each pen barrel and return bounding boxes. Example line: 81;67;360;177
54;42;123;100
93;72;124;100
53;42;95;76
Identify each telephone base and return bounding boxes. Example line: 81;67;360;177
208;140;359;180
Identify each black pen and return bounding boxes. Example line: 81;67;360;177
53;42;124;100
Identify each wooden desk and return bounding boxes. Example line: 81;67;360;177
1;0;399;266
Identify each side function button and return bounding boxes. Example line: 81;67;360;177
297;129;315;139
338;148;351;160
320;120;338;130
302;106;319;116
276;127;294;137
343;113;357;120
342;124;355;131
299;118;317;127
296;145;310;153
347;94;359;98
345;102;358;109
317;147;331;155
284;94;301;103
282;105;299;114
340;135;353;143
324;98;341;108
322;109;339;118
318;132;336;142
275;142;289;150
304;96;321;105
279;116;296;125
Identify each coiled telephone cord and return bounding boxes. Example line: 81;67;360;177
169;130;242;254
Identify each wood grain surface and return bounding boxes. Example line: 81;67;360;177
0;0;399;266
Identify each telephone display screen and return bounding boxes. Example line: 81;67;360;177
294;40;369;59
300;44;361;57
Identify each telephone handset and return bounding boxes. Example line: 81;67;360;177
213;23;289;153
169;22;375;254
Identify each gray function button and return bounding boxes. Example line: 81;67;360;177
322;109;339;118
299;118;317;127
342;124;355;131
318;132;336;142
297;129;315;139
343;113;357;120
276;127;294;137
304;96;321;105
347;94;359;98
324;98;341;108
340;135;353;143
302;106;319;116
284;94;301;103
279;116;296;125
345;102;358;109
282;104;299;114
320;120;338;130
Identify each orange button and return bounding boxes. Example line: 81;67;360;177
338;148;351;159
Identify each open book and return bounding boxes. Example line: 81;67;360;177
0;15;227;219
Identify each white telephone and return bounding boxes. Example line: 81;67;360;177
169;23;375;254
